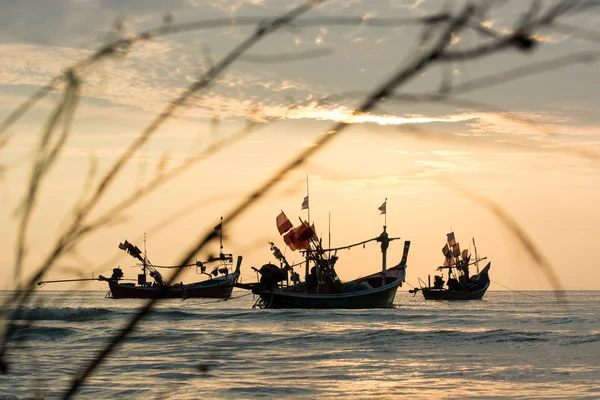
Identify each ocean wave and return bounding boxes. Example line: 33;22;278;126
562;332;600;345
10;323;77;341
7;306;120;322
255;327;559;346
144;309;255;321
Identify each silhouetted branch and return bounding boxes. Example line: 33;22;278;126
60;6;485;397
439;176;564;297
1;0;597;395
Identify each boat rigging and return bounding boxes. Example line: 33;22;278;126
38;217;243;299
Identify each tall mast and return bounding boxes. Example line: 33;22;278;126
380;225;389;286
219;216;224;255
328;212;331;257
143;233;147;276
304;175;310;290
473;237;479;273
379;199;388;286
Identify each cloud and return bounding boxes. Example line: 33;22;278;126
98;0;187;15
0;1;598;151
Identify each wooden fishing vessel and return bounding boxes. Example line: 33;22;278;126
411;233;491;300
236;209;410;309
100;246;241;300
38;219;242;300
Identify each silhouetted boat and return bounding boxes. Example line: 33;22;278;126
38;219;242;300
410;233;491;300
100;247;241;300
236;210;410;309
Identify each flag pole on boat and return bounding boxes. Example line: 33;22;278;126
378;198;387;227
143;233;147;278
302;175;310;224
473;237;480;273
301;176;310;286
378;198;388;285
328;211;331;258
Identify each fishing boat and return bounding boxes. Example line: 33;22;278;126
38;220;242;299
410;233;491;300
236;209;410;309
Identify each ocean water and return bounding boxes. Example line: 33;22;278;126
1;290;599;399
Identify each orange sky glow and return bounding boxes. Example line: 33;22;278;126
1;0;600;291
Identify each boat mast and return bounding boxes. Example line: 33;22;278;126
328;212;331;258
379;198;388;286
219;216;224;256
380;226;388;286
304;176;310;287
306;175;310;225
473;237;480;274
143;233;147;277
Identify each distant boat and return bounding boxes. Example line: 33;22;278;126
38;219;242;300
99;248;241;300
411;233;491;300
236;210;410;309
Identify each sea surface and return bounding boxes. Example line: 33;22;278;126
1;290;599;399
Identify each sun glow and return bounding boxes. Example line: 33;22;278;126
261;104;475;126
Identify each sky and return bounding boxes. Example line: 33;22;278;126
1;0;600;292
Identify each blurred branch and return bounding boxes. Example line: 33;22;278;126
0;0;596;394
438;176;564;297
77;119;266;242
60;1;328;396
13;71;81;287
2;0;328;386
60;5;481;396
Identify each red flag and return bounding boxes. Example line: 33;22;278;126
295;239;311;250
276;211;293;235
295;221;315;242
281;221;315;251
283;230;298;251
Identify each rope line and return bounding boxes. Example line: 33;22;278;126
180;291;253;304
491;280;545;299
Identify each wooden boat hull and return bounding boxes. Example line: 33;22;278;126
244;265;407;309
261;280;401;309
421;280;490;300
107;273;239;299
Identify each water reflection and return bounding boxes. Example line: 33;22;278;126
1;290;599;398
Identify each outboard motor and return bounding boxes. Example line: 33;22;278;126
98;267;123;282
258;263;287;286
111;267;124;281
